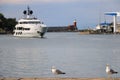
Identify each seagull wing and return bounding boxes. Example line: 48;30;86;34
56;69;65;74
110;69;118;74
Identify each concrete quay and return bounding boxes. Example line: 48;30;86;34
0;78;120;80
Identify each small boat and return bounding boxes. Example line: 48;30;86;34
13;6;47;38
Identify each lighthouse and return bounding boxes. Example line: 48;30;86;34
67;19;78;31
73;19;77;30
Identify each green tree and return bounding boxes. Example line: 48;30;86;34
0;13;6;29
5;18;17;33
0;13;17;33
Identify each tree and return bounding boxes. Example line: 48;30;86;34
0;13;17;33
0;13;6;29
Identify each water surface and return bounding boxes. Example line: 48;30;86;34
0;33;120;78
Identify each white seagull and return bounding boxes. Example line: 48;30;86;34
51;66;66;75
106;64;118;78
106;64;118;74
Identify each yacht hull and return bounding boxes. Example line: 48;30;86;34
14;27;47;38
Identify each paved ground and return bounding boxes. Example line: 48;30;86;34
0;78;120;80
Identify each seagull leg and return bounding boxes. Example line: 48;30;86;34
108;74;110;79
114;74;117;80
106;75;108;80
108;74;112;80
107;74;109;80
112;77;114;80
110;74;114;80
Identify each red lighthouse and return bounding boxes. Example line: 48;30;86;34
73;19;77;30
67;19;78;31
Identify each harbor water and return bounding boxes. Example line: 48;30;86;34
0;32;120;78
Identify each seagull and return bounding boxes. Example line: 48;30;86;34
106;64;118;78
51;66;66;75
106;64;118;74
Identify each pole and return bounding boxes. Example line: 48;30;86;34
113;15;117;33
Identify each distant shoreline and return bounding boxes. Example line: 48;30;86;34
1;31;120;35
0;32;7;34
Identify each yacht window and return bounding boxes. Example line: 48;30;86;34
24;22;28;24
17;27;23;30
24;28;30;30
16;32;22;35
30;22;40;24
19;21;40;24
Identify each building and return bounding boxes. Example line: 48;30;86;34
67;20;77;31
47;20;78;32
95;22;120;33
116;23;120;32
95;22;112;33
47;26;68;32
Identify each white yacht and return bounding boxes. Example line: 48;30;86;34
13;6;47;38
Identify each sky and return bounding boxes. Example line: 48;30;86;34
0;0;120;29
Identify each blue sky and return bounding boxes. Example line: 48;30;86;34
0;0;120;29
